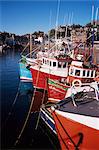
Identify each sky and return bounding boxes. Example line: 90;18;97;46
0;0;99;35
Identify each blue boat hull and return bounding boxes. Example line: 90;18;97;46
40;107;56;134
19;62;32;82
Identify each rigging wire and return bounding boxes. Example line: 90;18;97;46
14;65;41;146
20;42;29;55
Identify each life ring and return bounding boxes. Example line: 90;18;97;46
72;79;82;87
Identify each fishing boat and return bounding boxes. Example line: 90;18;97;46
19;34;34;82
51;83;99;150
47;78;69;102
47;59;97;102
40;81;98;140
30;42;73;90
19;34;46;82
30;36;98;90
40;103;57;135
19;59;33;82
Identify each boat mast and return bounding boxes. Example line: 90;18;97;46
48;10;52;50
91;5;94;63
95;7;99;38
55;0;60;44
64;14;68;40
30;34;32;58
93;7;99;65
70;12;73;41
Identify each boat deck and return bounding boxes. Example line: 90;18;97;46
56;91;99;117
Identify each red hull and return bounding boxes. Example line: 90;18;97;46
52;111;99;150
30;68;67;90
48;79;69;102
31;90;48;112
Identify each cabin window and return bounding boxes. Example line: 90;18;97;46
50;61;51;66
70;68;74;75
91;71;93;77
45;59;47;64
75;70;80;76
43;59;44;64
83;70;86;76
58;62;62;68
63;62;66;68
53;62;56;67
87;70;90;77
47;60;49;65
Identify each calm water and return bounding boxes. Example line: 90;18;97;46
0;49;60;149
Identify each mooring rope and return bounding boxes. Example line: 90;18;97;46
38;124;58;150
14;64;41;146
35;82;47;130
53;110;80;150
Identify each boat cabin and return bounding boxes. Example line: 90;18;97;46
42;57;67;69
69;66;95;78
68;61;96;85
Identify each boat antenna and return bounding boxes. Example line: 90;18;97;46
91;5;94;63
95;7;99;40
65;14;68;40
91;5;94;25
30;33;32;58
55;0;61;42
70;12;73;41
95;7;98;26
48;10;52;49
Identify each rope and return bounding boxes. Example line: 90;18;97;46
38;123;59;150
25;45;41;58
20;42;29;55
19;45;41;62
55;124;69;150
14;65;41;146
35;79;47;130
53;110;79;149
52;110;69;149
4;82;21;124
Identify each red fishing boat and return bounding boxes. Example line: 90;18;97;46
30;43;73;90
51;85;99;150
47;59;97;102
30;40;98;91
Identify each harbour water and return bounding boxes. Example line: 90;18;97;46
1;49;60;149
